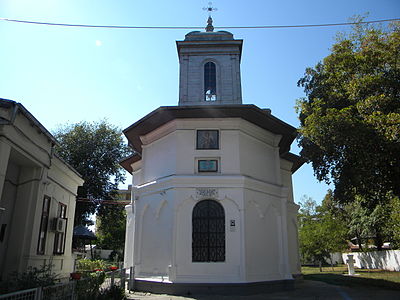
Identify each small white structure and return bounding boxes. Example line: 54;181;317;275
121;19;304;294
0;99;84;279
346;254;355;275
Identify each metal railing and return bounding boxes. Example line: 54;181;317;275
102;267;134;290
42;281;76;300
0;287;40;300
0;267;134;300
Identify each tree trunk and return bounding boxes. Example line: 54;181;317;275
356;233;363;251
375;231;383;251
330;254;334;271
319;260;322;272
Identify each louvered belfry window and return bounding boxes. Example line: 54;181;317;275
192;200;225;262
204;62;217;101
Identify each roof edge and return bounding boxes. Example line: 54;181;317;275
281;152;306;173
120;153;142;174
0;98;58;145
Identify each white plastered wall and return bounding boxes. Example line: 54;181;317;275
125;118;298;283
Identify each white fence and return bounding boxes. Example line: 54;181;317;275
342;250;400;271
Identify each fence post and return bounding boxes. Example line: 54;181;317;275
35;287;42;300
71;280;77;300
111;271;115;287
128;266;135;291
120;268;125;288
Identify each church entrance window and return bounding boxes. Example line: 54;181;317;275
204;62;217;101
192;200;225;262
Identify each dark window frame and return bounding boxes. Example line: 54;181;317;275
192;200;225;262
198;159;218;172
204;62;217;101
53;203;68;255
37;195;51;255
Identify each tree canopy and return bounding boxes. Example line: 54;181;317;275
54;120;131;225
298;195;348;268
96;204;126;255
296;20;400;204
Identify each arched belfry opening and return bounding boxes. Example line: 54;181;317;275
204;62;217;101
192;200;225;262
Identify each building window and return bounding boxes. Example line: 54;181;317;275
54;203;67;255
196;130;219;150
204;62;216;101
37;195;51;255
192;200;225;262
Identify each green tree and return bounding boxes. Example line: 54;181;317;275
387;195;400;248
54;120;131;226
344;196;392;251
96;204;126;256
296;19;400;205
388;197;400;248
321;190;394;251
298;195;347;270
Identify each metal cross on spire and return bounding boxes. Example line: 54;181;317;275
203;2;217;17
203;2;217;32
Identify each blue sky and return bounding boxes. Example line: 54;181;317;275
1;0;399;204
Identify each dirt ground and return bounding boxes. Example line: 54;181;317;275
126;279;400;300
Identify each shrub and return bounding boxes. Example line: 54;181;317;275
76;271;106;300
0;264;58;294
97;285;127;300
76;259;106;272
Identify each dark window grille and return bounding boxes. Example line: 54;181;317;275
204;62;217;101
37;195;51;255
192;200;225;262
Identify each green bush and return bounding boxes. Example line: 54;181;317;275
0;264;58;294
76;259;107;272
97;285;127;300
76;271;106;300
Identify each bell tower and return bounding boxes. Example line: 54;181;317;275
176;16;243;106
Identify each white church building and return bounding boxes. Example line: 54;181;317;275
121;18;304;295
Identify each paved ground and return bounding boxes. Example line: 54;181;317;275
126;279;400;300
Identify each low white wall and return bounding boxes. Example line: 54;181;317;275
342;250;400;271
330;252;344;265
92;249;113;260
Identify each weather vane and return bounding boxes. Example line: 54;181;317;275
203;2;217;32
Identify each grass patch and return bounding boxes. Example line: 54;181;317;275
302;265;400;290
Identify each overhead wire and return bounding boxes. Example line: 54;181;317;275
0;17;399;30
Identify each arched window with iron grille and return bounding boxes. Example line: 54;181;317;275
204;62;217;101
192;200;225;262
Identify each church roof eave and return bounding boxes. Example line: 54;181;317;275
119;153;141;174
176;39;243;61
281;152;306;173
123;104;297;158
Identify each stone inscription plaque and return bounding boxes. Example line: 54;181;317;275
196;188;218;199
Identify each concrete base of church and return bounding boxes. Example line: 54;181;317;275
132;279;294;296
